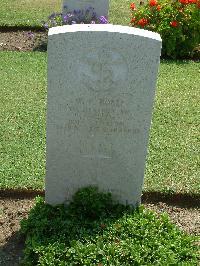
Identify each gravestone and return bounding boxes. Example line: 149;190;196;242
46;24;162;206
63;0;109;18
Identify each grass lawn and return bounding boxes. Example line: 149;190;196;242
0;51;199;194
145;60;200;194
0;0;62;27
0;0;132;27
109;0;133;25
0;52;46;189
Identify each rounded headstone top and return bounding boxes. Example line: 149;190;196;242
48;24;162;42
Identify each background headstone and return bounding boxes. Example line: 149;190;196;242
46;24;162;206
62;0;109;18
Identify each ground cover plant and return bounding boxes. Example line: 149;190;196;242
20;187;199;265
0;52;199;194
130;0;200;58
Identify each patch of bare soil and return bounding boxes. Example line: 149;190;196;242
0;30;47;52
0;197;199;266
0;198;34;266
145;202;200;235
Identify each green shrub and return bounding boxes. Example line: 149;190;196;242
130;0;200;59
20;187;199;265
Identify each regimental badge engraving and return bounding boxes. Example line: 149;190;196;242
78;49;129;92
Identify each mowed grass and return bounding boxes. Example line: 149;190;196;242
0;0;132;27
0;52;46;189
145;61;200;194
0;0;62;27
109;0;133;25
0;52;199;194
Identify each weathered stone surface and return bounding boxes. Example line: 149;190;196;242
63;0;109;18
46;24;162;206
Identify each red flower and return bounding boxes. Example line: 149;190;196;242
130;3;136;10
149;0;158;6
157;4;161;10
170;21;179;27
179;0;189;4
138;18;148;27
188;0;197;3
131;17;136;23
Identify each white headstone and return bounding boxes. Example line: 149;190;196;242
46;24;162;206
63;0;109;18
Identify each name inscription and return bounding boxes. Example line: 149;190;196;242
49;95;139;136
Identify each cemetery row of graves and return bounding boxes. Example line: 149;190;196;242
0;0;199;265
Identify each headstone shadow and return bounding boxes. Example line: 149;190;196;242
0;230;25;266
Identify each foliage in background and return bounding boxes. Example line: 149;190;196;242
130;0;200;58
20;187;199;266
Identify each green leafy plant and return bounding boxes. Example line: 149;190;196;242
20;187;199;265
130;0;200;58
69;186;115;220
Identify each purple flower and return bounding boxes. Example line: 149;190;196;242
44;6;109;29
63;15;69;22
99;16;108;24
